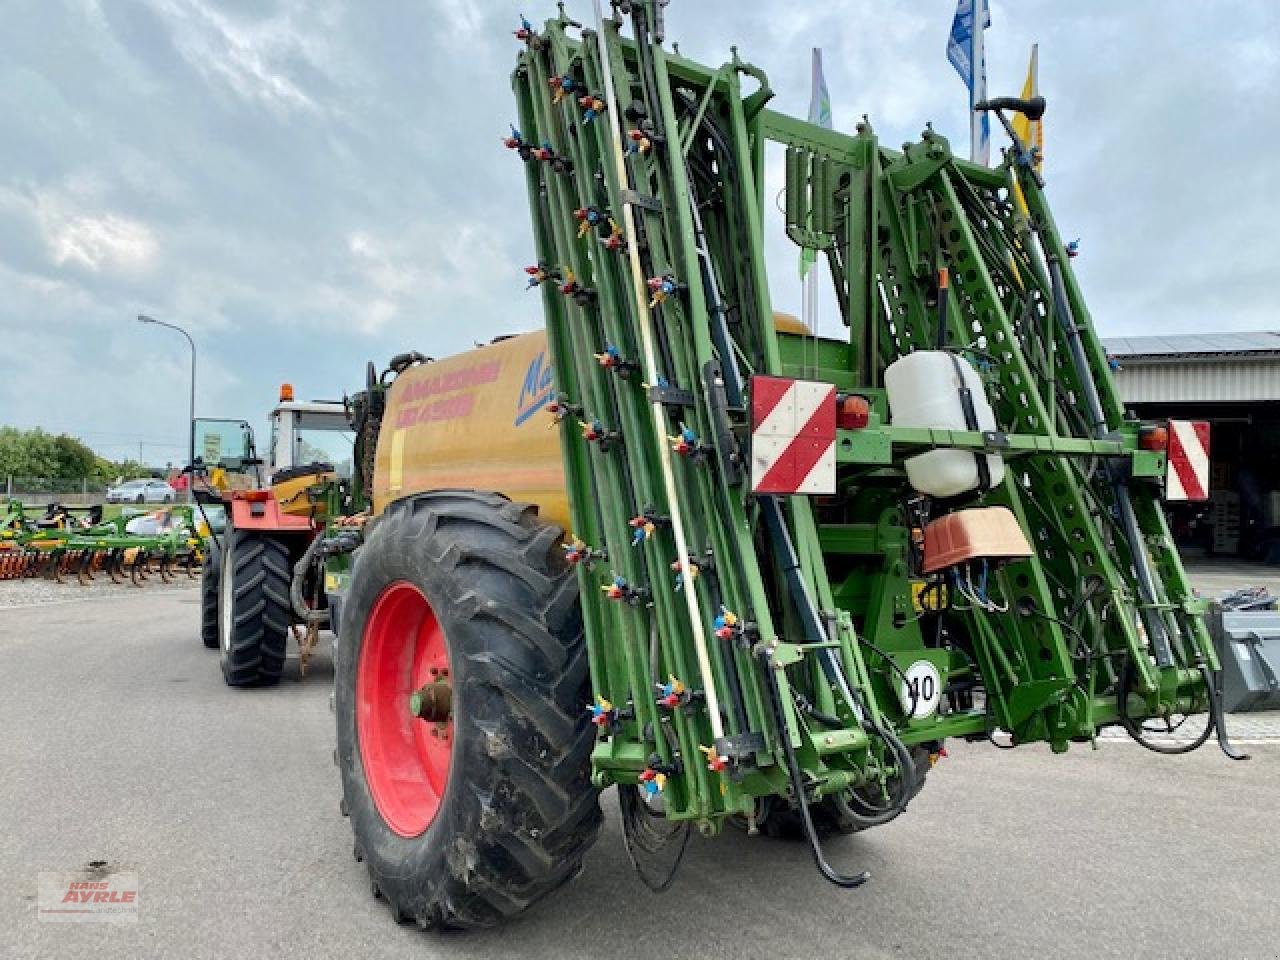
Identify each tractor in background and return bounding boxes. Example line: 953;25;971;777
198;383;367;685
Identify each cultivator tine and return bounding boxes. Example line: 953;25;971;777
76;550;94;586
125;548;144;587
51;552;67;584
107;550;125;584
159;555;174;584
185;553;199;579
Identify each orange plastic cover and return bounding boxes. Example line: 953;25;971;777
922;507;1033;574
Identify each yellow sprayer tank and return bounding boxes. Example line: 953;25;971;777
373;331;569;530
373;315;806;531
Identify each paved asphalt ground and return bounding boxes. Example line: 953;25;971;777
2;585;1279;960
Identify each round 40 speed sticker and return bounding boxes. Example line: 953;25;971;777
898;660;942;719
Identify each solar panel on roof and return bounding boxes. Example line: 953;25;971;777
1102;332;1280;357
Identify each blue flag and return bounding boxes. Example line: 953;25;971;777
947;0;991;165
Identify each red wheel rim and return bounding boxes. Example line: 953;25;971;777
356;581;452;837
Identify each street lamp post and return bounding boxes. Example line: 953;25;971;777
137;314;196;503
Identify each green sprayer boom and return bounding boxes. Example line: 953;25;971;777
509;1;1238;881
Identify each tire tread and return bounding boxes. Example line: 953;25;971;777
336;490;600;930
220;530;292;687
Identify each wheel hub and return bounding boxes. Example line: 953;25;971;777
409;679;452;723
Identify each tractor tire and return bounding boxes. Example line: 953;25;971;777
218;528;291;687
335;490;600;930
200;541;222;649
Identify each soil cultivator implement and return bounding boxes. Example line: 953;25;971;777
0;499;205;586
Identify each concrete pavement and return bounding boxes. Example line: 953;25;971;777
1;586;1278;960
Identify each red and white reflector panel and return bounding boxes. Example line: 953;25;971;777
1165;419;1210;502
750;376;836;495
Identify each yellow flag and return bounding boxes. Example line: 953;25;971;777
1012;44;1042;213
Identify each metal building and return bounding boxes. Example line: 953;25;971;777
1104;332;1280;562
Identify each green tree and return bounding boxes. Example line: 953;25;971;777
0;427;152;484
0;427;59;478
52;434;99;480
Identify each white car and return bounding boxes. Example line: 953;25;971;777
106;478;177;504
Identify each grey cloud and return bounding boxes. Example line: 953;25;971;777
0;0;1275;459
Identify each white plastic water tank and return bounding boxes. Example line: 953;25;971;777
884;351;1005;498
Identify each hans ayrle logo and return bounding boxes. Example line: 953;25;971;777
515;350;554;426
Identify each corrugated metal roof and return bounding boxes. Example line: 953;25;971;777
1103;332;1280;360
1113;359;1280;404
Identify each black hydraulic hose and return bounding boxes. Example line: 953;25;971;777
757;492;913;843
674;90;746;406
1043;230;1174;668
1117;658;1212;756
987;95;1176;669
834;715;917;828
857;634;920;721
291;534;330;626
757;499;829;647
760;497;863;722
1201;662;1249;761
762;648;870;889
1121;654;1249;761
808;709;843;729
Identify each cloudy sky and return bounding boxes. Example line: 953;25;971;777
2;0;1276;465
